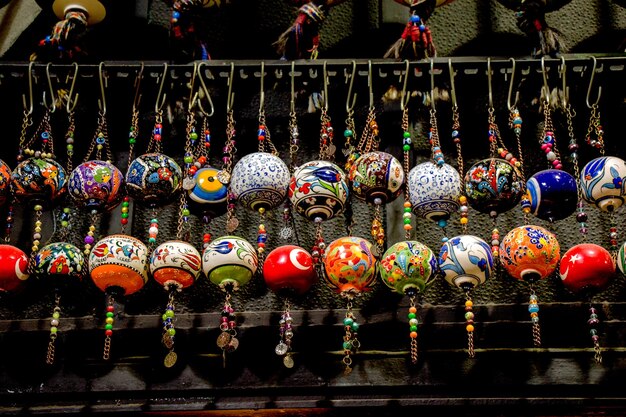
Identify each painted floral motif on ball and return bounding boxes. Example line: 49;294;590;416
202;236;258;289
89;234;149;295
10;158;67;207
0;159;12;207
438;235;493;290
464;158;523;215
408;161;461;221
150;240;202;289
379;241;437;295
617;242;626;276
0;244;30;293
34;242;85;280
323;236;377;295
289;160;349;221
69;160;124;212
526;169;578;221
499;225;560;282
349;151;404;204
580;156;626;212
125;153;182;204
230;152;291;211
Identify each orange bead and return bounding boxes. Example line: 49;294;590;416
460;218;469;225
403;201;411;208
409;331;418;339
466;324;475;332
459;196;467;204
409;306;417;314
465;300;473;308
403;224;412;230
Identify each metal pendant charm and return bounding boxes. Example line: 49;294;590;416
226;217;239;233
217;170;231;184
283;354;294;368
275;341;288;356
182;177;196;190
162;333;174;349
226;336;239;352
164;351;178;368
216;332;231;349
279;227;293;240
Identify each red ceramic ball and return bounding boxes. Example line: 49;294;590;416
559;243;615;295
0;244;30;293
263;245;318;294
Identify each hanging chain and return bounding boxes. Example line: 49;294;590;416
288;107;300;171
257;111;278;155
127;107;139;170
65;110;76;172
401;107;413;240
487;108;499;158
147;110;164;154
319;108;334;161
565;104;588;241
408;295;419;365
17;109;33;161
465;290;475;358
452;105;469;233
275;300;295;368
162;288;179;368
343;110;358;172
46;294;62;365
588;303;602;364
224;110;239;233
541;101;563;170
528;284;541;348
84;111;113;163
510;106;529;222
103;294;115;360
585;104;605;155
22;110;55;158
217;292;239;368
342;300;360;375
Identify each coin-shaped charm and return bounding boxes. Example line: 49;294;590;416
162;334;174;349
226;336;239;352
275;341;288;356
216;332;231;349
279;227;293;240
283;354;294;368
216;170;231;184
183;177;196;190
164;351;178;368
226;217;239;233
326;144;337;156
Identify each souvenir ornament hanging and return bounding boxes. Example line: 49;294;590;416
170;0;222;60
379;241;436;364
438;235;493;357
515;0;563;57
264;245;318;368
323;236;377;374
559;243;615;363
499;225;560;347
0;245;30;294
0;160;12;207
69;160;124;211
580;156;626;213
385;0;438;59
89;234;149;360
202;236;258;365
465;158;524;216
526;169;578;222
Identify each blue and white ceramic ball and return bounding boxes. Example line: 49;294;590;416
580;156;626;212
230;152;291;211
289;160;349;221
526;169;578;221
408;161;462;221
125;153;182;205
438;235;493;290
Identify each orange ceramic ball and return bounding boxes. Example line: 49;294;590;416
263;245;318;294
323;236;377;295
150;241;202;289
499;225;560;282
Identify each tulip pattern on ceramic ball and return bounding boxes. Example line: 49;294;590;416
349;151;404;204
580;156;626;212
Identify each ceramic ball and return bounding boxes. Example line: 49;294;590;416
34;242;85;281
0;159;12;207
580;156;626;212
230;152;291;211
438;235;493;290
150;240;202;289
69;160;124;212
464;158;523;215
202;236;258;290
559;243;615;295
349;151;404;205
526;169;578;221
125;153;182;205
0;244;29;293
187;166;228;215
379;241;437;295
499;225;560;282
10;158;67;208
323;236;377;295
408;161;462;221
263;245;318;294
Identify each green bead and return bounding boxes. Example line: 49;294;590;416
343;317;354;326
190;132;198;140
121;213;129;219
50;326;58;334
404;207;411;213
151;219;158;223
122;201;129;207
167;328;176;336
344;129;353;137
105;324;113;330
162;314;167;321
403;144;411;151
408;312;416;320
129;138;136;145
63;207;71;214
165;310;175;318
61;221;69;227
66;144;73;150
351;322;359;332
52;312;60;319
184;156;193;164
342;341;352;350
149;237;157;243
403;131;411;138
182;209;190;216
403;218;411;224
410;325;418;332
106;312;114;318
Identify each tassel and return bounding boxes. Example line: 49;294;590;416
34;10;88;61
384;0;437;60
516;0;564;57
275;1;328;60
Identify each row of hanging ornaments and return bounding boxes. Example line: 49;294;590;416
0;59;623;372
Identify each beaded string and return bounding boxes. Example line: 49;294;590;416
102;294;115;360
342;300;360;375
540;95;563;170
427;105;449;240
120;101;139;235
216;292;239;368
280;93;299;242
528;284;541;347
564;103;588;239
452;105;469;234
407;293;419;364
20;109;56;161
224;108;239;234
510;106;530;222
146;112;165;250
585;102;605;155
45;294;61;365
343;109;358;172
319;107;335;161
275;300;295;368
588;303;603;364
401;106;413;240
162;287;180;368
465;291;475;358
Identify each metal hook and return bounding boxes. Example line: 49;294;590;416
586;56;601;108
400;60;411;111
448;59;457;109
259;61;266;113
507;58;519;111
22;61;34;115
132;62;145;113
290;61;296;115
560;56;569;108
368;60;374;109
98;62;107;114
227;62;235;113
154;63;169;113
196;61;215;117
429;58;436;111
188;62;200;110
345;60;357;113
322;61;329;111
65;62;79;113
487;57;494;109
43;63;57;113
540;56;550;105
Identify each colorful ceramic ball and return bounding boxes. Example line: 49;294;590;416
618;242;626;276
10;158;67;208
0;159;12;207
34;242;85;281
323;236;377;295
289;160;349;221
263;245;318;294
188;166;228;215
438;235;493;290
526;169;578;221
202;236;258;290
69;160;124;212
230;152;291;211
580;156;626;212
379;241;437;295
125;153;182;205
464;158;523;215
88;234;149;296
408;161;462;221
349;151;404;205
150;240;202;289
0;244;29;293
559;243;615;295
499;225;560;282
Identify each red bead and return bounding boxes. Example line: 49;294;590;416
154;134;161;141
121;218;128;225
106;306;115;312
105;329;113;337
